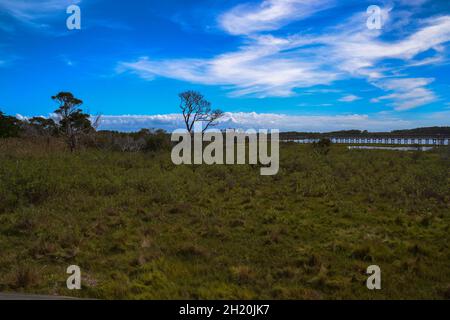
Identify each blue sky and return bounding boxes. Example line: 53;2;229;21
0;0;449;131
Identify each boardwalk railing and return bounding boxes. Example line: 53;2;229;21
282;137;450;146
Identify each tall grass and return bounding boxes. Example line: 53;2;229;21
0;138;449;299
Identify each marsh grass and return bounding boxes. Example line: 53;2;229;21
0;138;449;299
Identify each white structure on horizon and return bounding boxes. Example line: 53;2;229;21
284;137;450;146
330;137;449;146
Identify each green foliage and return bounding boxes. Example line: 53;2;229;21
142;130;171;152
312;138;332;155
0;140;449;299
52;92;93;151
52;93;92;134
392;126;450;135
92;129;171;153
0;111;21;138
28;117;58;136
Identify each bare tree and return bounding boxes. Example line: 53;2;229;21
179;91;224;133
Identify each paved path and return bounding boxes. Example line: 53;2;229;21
0;292;78;300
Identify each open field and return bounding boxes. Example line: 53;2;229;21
0;138;449;299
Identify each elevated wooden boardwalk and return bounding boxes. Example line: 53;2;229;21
282;136;450;146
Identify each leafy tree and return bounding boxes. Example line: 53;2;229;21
179;91;224;133
28;117;58;136
0;111;21;138
52;92;93;151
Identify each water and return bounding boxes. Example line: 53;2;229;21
348;146;434;151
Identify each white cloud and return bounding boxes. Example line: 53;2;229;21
120;1;450;110
372;78;437;111
0;0;81;22
304;89;341;94
321;15;450;80
397;0;429;6
403;56;445;68
119;45;340;97
339;95;361;102
15;114;28;121
218;0;334;35
97;114;185;132
95;111;450;132
60;55;75;67
373;77;434;91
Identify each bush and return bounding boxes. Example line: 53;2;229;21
90;129;170;152
0;112;21;138
143;130;171;152
312;138;331;155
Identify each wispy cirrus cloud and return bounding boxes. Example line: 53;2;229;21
0;0;81;26
0;0;80;19
339;95;361;102
371;78;437;111
329;15;450;75
218;0;335;35
119;0;450;111
118;46;340;98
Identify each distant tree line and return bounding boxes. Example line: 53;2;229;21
391;127;450;135
0;90;226;153
1;91;211;153
0;92;99;151
325;128;450;136
5;90;446;151
281;127;450;140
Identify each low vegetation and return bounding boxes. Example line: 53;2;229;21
0;137;448;299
